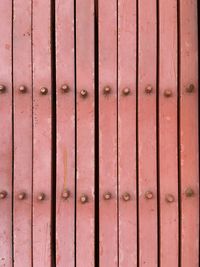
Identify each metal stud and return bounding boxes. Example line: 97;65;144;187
103;192;112;200
145;85;153;94
0;84;6;93
40;87;48;95
62;189;70;200
164;89;173;97
165;194;175;203
103;86;111;95
145;191;154;200
61;84;69;93
18;192;26;200
186;84;195;93
0;191;7;199
37;193;45;201
122;87;130;96
80;194;88;204
185;187;194;197
19;85;27;93
80;89;88;98
122;192;131;201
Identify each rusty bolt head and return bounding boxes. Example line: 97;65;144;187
19;85;27;93
80;89;88;98
145;85;153;94
145;191;154;200
61;84;69;93
165;194;175;203
40;87;48;95
103;192;112;200
37;193;45;201
122;87;130;96
0;191;7;199
185;187;194;197
18;192;26;200
164;89;173;97
122;192;131;201
103;86;111;95
0;85;6;93
80;194;88;204
62;189;70;200
186;84;195;93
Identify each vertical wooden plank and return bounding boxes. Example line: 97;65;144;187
159;0;179;266
0;1;13;266
118;0;137;266
32;0;52;265
56;0;75;266
179;0;199;266
13;0;32;266
99;1;118;266
138;0;158;266
76;0;95;266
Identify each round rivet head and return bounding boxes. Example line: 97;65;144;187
40;87;48;95
122;87;130;95
122;192;131;201
186;84;195;93
0;85;6;93
164;89;173;97
62;189;70;200
145;191;154;200
61;84;69;93
80;89;88;98
185;187;194;197
80;194;88;204
103;86;111;95
19;85;27;93
37;193;45;201
18;192;26;200
0;191;7;199
165;194;175;203
145;85;153;94
103;192;112;200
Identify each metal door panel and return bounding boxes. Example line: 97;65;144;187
138;1;158;266
76;1;95;266
13;0;32;265
99;1;118;267
118;0;137;266
56;0;75;265
32;0;52;265
179;0;199;265
159;0;179;265
0;1;13;266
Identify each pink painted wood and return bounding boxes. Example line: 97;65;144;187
138;0;158;266
13;0;32;265
0;1;13;266
118;0;137;266
76;0;95;266
159;0;179;266
32;0;52;265
179;0;199;266
56;0;75;266
99;1;118;266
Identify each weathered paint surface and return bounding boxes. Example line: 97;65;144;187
0;1;13;266
159;0;179;266
13;0;32;266
138;0;158;266
32;0;52;266
56;0;75;266
179;0;199;266
118;0;137;266
76;0;95;267
99;1;118;266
